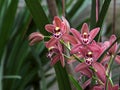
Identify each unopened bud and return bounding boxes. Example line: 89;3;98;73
28;32;44;46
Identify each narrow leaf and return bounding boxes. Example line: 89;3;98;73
69;75;83;90
25;0;49;35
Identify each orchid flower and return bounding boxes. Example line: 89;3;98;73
101;35;120;64
45;16;76;48
70;23;100;45
47;42;65;67
92;82;119;90
71;40;105;64
74;42;106;83
28;32;44;46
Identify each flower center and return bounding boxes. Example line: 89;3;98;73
85;51;93;65
81;32;89;44
53;27;62;38
47;47;54;58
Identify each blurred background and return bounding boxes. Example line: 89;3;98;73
0;0;120;90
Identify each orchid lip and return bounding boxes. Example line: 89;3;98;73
53;32;62;39
85;51;93;65
85;58;93;65
53;27;63;39
81;32;90;44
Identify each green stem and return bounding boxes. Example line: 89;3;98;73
60;40;83;63
105;46;120;90
0;48;6;90
3;75;21;79
105;55;114;90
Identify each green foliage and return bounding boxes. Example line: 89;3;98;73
69;75;83;90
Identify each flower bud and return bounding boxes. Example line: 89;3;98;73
28;32;44;46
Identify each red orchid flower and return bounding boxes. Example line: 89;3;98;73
92;82;119;90
71;40;105;64
74;43;106;83
45;16;76;48
47;42;65;67
70;23;100;45
101;35;120;64
28;32;44;46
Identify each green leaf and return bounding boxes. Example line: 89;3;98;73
3;75;21;79
95;0;111;41
0;0;19;60
0;48;7;90
25;0;49;35
54;62;72;90
69;75;83;90
67;0;85;19
90;0;96;29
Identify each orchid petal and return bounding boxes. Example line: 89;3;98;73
75;63;88;72
28;32;44;46
60;54;65;67
29;37;42;46
45;24;55;33
75;63;92;77
92;62;106;83
110;35;116;44
101;55;110;63
70;44;82;54
89;27;100;42
109;35;117;54
115;55;120;64
54;16;62;27
62;16;70;33
112;84;119;90
28;32;44;40
104;41;110;49
70;28;81;42
51;55;59;66
45;37;57;48
60;22;66;34
62;34;77;44
93;86;103;90
82;78;91;89
80;68;92;77
81;23;89;34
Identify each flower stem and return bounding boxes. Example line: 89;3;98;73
60;40;83;63
105;55;114;90
105;46;120;90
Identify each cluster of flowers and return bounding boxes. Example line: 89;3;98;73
29;16;120;90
